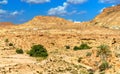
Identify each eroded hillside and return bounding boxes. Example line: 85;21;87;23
90;4;120;29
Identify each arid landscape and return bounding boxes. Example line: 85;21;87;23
0;4;120;74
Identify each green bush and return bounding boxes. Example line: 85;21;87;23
73;43;91;50
97;44;111;61
78;57;83;62
16;49;24;54
9;43;13;46
28;44;48;57
86;52;92;57
99;61;109;71
73;46;80;50
5;39;9;43
65;45;70;49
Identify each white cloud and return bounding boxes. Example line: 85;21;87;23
77;11;87;14
48;2;68;15
48;0;88;16
0;0;8;4
0;9;24;19
112;5;115;7
10;10;24;16
0;9;7;14
21;0;50;4
67;0;87;4
10;11;19;16
99;0;120;4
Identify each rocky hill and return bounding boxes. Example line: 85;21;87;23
90;4;120;29
20;16;75;30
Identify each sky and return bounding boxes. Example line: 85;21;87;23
0;0;120;24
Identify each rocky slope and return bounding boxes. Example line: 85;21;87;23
90;4;120;29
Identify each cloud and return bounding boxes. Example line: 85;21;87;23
112;5;115;7
0;9;24;19
0;9;7;14
10;10;24;16
21;0;50;4
10;11;19;16
77;11;87;14
0;0;8;4
48;0;87;16
48;2;68;15
99;0;120;4
67;0;87;4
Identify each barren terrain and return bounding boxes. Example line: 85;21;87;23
0;5;120;74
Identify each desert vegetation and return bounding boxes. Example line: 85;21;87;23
97;44;111;61
73;43;91;50
27;44;48;57
16;48;24;54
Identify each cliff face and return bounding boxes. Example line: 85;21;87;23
91;5;120;29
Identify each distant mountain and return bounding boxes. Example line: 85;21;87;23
0;22;14;27
4;4;120;30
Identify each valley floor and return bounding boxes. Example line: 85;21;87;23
0;27;120;74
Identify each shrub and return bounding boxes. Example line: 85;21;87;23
78;57;83;62
9;43;13;46
73;46;80;50
5;39;9;43
28;44;48;57
99;61;109;71
79;69;89;74
88;69;94;74
73;43;91;50
97;44;111;61
65;45;70;49
16;49;24;54
86;52;92;57
79;43;91;49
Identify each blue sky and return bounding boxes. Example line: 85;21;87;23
0;0;120;24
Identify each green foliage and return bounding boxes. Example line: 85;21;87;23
73;43;91;50
97;44;111;60
16;48;24;54
65;45;70;49
86;52;92;57
88;69;94;74
28;44;48;57
9;43;13;46
98;44;109;51
5;39;9;43
79;69;89;74
73;46;79;50
99;61;109;71
78;57;83;62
